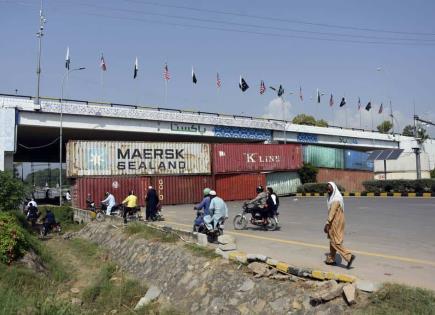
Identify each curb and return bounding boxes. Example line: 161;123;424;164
295;192;434;198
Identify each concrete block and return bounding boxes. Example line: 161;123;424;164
336;274;356;283
218;234;235;245
247;254;268;262
215;248;230;259
135;286;161;310
265;258;279;267
311;270;326;280
343;284;356;305
356;280;376;292
276;262;289;273
219;243;237;251
196;233;208;247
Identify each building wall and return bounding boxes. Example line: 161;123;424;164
317;168;373;192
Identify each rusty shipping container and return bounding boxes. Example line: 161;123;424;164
212;143;302;174
66;141;211;177
71;176;151;209
215;173;266;201
152;175;214;205
317;168;373;192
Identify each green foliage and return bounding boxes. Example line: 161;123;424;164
0;171;28;212
184;243;220;259
402;125;415;137
431;168;435;179
297;163;318;184
124;222;178;243
297;182;345;193
402;124;430;143
292;114;328;127
377;120;393;134
356;283;435;315
40;205;76;231
0;212;29;264
363;179;435;193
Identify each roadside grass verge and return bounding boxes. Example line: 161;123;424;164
124;222;178;243
39;205;84;232
356;283;435;315
184;243;220;259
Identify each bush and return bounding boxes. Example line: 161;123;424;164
0;212;29;264
297;182;345;193
431;168;435;178
297;163;318;184
0;171;28;212
363;179;435;193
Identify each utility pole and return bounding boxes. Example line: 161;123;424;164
34;0;46;107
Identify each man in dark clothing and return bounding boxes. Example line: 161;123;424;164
145;186;159;221
42;209;56;236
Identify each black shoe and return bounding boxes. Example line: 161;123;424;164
347;255;356;269
324;261;337;266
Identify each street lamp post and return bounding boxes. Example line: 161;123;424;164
59;67;85;205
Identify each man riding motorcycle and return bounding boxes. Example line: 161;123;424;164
244;185;269;224
122;190;138;224
26;199;39;226
42;209;56;236
203;190;228;231
101;192;116;216
193;188;211;231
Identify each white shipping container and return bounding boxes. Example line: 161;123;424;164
66;141;211;177
374;152;430;173
374;171;431;180
266;172;301;196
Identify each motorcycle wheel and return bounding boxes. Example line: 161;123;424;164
266;218;278;231
39;226;46;238
96;212;105;222
233;214;248;230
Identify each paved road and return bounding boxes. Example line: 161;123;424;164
159;197;435;290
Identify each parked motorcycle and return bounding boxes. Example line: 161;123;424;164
233;204;278;231
39;222;62;238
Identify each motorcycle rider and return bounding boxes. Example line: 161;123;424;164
101;192;116;216
244;185;269;224
204;190;228;231
42;209;56;236
86;193;95;211
26;199;39;225
193;188;211;230
122;190;138;224
267;187;279;216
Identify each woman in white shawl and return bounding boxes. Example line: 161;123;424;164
324;182;356;269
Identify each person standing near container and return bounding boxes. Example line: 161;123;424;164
324;182;356;269
145;186;159;221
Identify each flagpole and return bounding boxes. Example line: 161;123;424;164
371;106;374;131
359;110;362;129
100;69;103;103
164;79;168;107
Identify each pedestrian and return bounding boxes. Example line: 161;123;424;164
145;186;159;221
324;182;356;269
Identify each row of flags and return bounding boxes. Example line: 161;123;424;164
65;48;386;113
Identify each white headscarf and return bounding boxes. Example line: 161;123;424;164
327;182;344;210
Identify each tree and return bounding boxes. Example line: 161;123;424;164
297;163;318;184
402;124;429;142
292;114;329;127
402;125;415;137
377;120;393;134
0;171;28;211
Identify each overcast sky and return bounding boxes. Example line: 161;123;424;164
1;0;434;135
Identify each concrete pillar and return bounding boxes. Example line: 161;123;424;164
0;107;16;172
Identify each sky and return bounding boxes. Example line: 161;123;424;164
1;0;434;135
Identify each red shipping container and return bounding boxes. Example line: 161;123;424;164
152;175;214;205
317;168;373;192
212;143;302;174
71;177;151;209
215;173;266;201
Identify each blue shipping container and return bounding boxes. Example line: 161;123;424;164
344;150;373;171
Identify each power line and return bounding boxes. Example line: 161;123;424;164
62;2;435;43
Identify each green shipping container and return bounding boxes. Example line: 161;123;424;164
303;145;344;169
266;172;302;196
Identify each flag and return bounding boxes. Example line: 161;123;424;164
358;97;361;110
65;47;70;70
365;101;372;111
259;80;266;95
133;57;138;79
339;97;346;107
299;86;303;102
163;63;170;81
192;66;197;84
239;76;249;92
317;89;321;103
329;94;334;106
216;72;221;88
378;103;383;114
100;54;107;71
277;85;284;97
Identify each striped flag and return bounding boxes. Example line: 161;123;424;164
299;86;303;102
133;57;138;79
259;80;266;95
329;93;334;106
163;63;170;81
65;47;70;70
378;103;383;114
358;97;361;110
100;54;107;71
216;72;221;88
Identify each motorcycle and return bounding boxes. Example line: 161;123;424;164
233;204;279;231
193;208;226;242
149;206;164;221
95;203;123;222
39;222;62;238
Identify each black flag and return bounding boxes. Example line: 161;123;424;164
192;67;197;84
277;85;284;97
365;101;372;111
339;97;346;107
239;76;249;92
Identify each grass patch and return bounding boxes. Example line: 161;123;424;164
68;238;100;260
39;205;82;232
124;222;178;243
184;243;220;259
357;283;435;315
